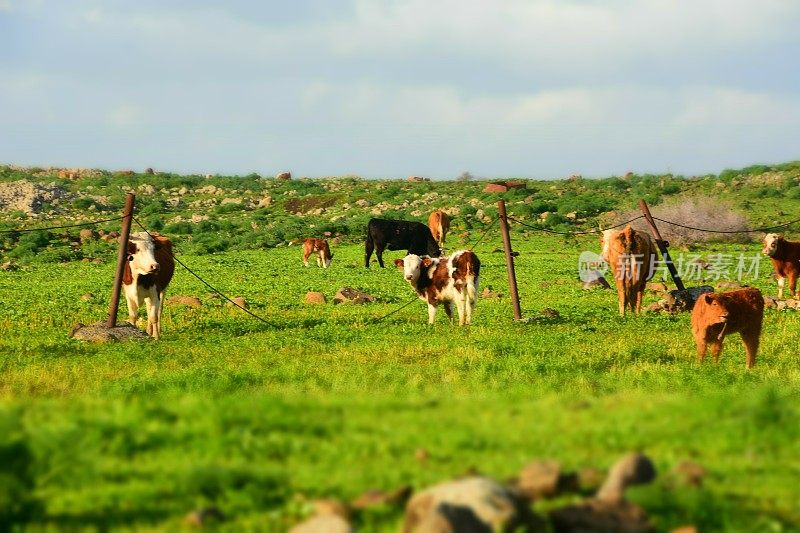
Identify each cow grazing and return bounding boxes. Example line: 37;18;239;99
428;210;451;253
394;250;480;325
600;226;657;315
691;288;764;369
365;218;441;268
762;233;800;298
302;238;333;268
123;231;175;340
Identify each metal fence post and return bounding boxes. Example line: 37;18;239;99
107;193;136;327
497;200;522;320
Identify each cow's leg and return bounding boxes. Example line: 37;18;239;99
777;276;785;298
316;253;322;267
157;290;166;339
465;291;475;325
442;301;454;322
376;243;386;268
789;272;798;298
696;338;707;363
710;339;723;363
365;239;374;268
616;284;626;316
144;293;158;339
428;303;437;324
634;287;644;314
741;330;759;369
303;250;311;267
125;290;139;327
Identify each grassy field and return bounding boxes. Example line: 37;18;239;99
2;229;800;530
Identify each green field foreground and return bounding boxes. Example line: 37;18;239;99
2;237;800;531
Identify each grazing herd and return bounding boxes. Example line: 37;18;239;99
121;208;799;370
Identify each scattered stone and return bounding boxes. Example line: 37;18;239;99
305;292;326;305
230;297;247;309
289;514;352;533
407;176;430;182
333;287;376;305
716;280;743;290
0;180;66;214
670;526;698;533
80;293;94;302
777;300;787;311
661;286;714;313
673;461;706;488
646;282;669;293
577;468;605;493
352;485;413;509
764;296;778;309
79;228;97;242
596;453;657;503
258;196;273;208
312;498;350;519
645;302;664;314
144;167;155;175
1;261;19;271
276;171;292;180
69;321;150;342
167;295;202;308
483;181;526;193
541;308;560;318
183;506;224;527
481;287;503;299
415;448;429;462
92;258;103;264
355;199;370;208
403;477;539;532
786;298;800;310
550;498;653;533
516;460;577;500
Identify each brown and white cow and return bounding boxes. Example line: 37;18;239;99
762;233;800;298
600;226;657;315
691;288;764;369
123;231;175;339
394;250;480;325
428;210;451;253
302;238;333;268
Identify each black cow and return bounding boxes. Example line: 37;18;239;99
365;218;441;268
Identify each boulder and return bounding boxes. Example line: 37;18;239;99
258;196;273;208
167;295;202;308
1;261;19;271
145;167;155;175
407;176;430;182
764;296;778;309
786;298;800;310
230;297;247;309
596;453;656;503
351;485;413;509
645;302;664;314
777;300;787;311
661;286;714;313
276;171;292;180
577;468;605;494
484;183;509;193
80;293;94;302
79;228;97;242
646;282;668;293
550;499;653;533
541;308;560;318
289;514;352;533
312;499;349;520
516;460;577;500
305;292;327;304
69;321;150;343
333;287;376;305
481;287;503;299
403;476;539;532
716;280;743;290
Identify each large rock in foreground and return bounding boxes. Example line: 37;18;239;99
69;321;149;342
403;476;541;532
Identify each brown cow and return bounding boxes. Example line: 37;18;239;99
428;210;451;253
302;238;333;268
762;233;800;298
123;231;175;339
691;288;764;369
600;226;657;315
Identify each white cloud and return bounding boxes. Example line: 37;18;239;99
0;0;12;12
107;103;147;128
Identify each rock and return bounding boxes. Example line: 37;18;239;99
673;461;706;487
145;167;155;175
577;468;605;493
541;308;560;318
289;514;352;533
481;287;503;299
1;261;19;271
582;272;611;290
645;302;664;314
183;506;224;527
483;181;526;193
258;196;273;208
80;293;94;302
221;197;241;205
230;297;247;309
69;321;150;342
550;498;653;533
352;485;413;509
407;176;430;182
777;300;787;311
276;171;292;180
646;282;669;293
764;296;778;309
355;199;370;208
596;453;656;503
662;286;714;313
0;180;66;214
333;287;375;304
516;460;577;500
92;258;103;265
670;526;698;533
415;448;429;462
312;499;349;519
716;281;743;290
305;292;326;305
786;298;800;310
79;228;97;242
167;295;202;308
403;476;538;532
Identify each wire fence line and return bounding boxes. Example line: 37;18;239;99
651;216;800;235
132;217;281;329
0;215;126;234
505;215;645;235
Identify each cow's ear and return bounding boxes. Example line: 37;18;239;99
127;242;136;254
422;258;433;268
393;258;404;268
704;294;714;304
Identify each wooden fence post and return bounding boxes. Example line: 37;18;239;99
107;193;136;327
639;198;686;291
497;200;522;320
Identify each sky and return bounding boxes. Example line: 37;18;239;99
1;0;799;179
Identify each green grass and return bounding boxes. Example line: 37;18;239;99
2;233;800;531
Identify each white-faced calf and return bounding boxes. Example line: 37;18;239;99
303;238;333;268
394;250;480;325
123;232;175;339
762;233;800;298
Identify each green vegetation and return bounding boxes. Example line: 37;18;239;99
1;162;800;530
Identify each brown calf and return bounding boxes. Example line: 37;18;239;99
600;226;657;315
691;288;764;369
303;238;333;268
428;210;451;253
762;233;800;298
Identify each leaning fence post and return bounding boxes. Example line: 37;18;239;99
107;193;136;327
639;199;686;291
497;200;522;320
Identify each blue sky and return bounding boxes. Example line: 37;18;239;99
2;0;799;179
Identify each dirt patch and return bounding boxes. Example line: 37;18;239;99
284;195;341;214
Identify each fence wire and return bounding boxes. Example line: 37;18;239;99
0;215;125;234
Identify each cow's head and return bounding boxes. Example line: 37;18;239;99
324;253;334;268
394;254;436;283
763;233;782;257
126;232;160;276
699;293;729;325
